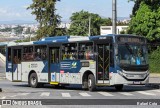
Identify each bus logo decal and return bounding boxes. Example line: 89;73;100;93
52;74;55;80
72;62;77;68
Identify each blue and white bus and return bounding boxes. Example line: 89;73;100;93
6;34;149;91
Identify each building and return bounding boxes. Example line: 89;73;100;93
100;26;128;35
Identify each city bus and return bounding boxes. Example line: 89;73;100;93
5;34;149;91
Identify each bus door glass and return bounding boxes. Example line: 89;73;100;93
12;48;22;81
49;47;60;82
97;44;110;82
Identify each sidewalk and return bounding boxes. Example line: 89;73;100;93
150;73;160;77
149;73;160;83
0;73;5;79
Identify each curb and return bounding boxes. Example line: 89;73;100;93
150;73;160;78
0;77;6;80
146;83;160;89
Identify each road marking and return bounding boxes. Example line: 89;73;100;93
0;105;1;108
0;96;6;99
18;93;30;96
137;91;156;96
40;92;50;97
61;93;71;97
10;95;17;97
151;90;160;93
79;92;91;97
119;92;134;96
98;92;114;96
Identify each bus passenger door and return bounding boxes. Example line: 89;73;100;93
96;44;110;83
49;47;60;82
12;48;22;81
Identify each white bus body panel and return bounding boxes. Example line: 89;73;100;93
57;60;96;84
12;64;22;81
109;71;149;85
21;61;48;82
6;72;12;81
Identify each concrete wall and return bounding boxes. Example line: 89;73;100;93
100;26;128;35
0;53;6;62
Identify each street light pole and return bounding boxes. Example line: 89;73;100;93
29;27;31;42
112;0;117;34
88;16;91;36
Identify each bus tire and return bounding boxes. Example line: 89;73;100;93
29;73;39;88
28;80;31;87
82;80;88;90
115;85;123;91
88;74;96;91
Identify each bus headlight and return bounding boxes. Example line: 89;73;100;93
117;70;123;76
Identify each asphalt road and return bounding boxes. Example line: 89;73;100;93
0;79;160;99
0;59;160;108
0;79;160;108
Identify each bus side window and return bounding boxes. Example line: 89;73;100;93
78;42;94;60
61;43;77;60
7;48;11;61
23;46;33;61
35;45;47;61
110;44;114;66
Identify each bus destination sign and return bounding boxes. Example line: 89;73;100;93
117;37;145;43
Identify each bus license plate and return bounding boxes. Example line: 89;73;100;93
133;81;140;84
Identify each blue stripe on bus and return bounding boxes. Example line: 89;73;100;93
60;60;81;73
42;61;48;73
6;61;12;72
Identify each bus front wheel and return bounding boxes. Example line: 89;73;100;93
29;73;39;88
88;74;96;91
115;85;123;91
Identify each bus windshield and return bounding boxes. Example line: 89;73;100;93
117;43;148;66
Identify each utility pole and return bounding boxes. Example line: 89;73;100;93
88;16;91;36
112;0;117;34
29;27;31;42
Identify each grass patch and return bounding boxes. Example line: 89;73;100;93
149;58;160;73
149;47;160;73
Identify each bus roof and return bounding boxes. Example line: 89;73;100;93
33;34;115;45
6;34;144;46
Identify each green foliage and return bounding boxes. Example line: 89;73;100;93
0;28;12;32
28;0;65;40
120;30;126;34
129;0;160;16
117;21;129;26
13;26;24;34
149;47;160;73
15;37;36;43
25;27;31;34
0;26;24;34
128;1;160;41
68;10;112;36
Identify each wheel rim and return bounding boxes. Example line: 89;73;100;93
88;78;92;88
31;76;36;86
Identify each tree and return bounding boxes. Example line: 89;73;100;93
68;10;112;36
129;0;160;16
28;0;65;40
0;28;12;32
13;26;24;34
128;1;160;41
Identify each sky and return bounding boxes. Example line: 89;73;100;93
0;0;134;22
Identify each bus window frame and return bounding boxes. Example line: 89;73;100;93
7;47;12;62
34;45;47;61
61;42;78;60
78;41;94;60
22;45;34;61
11;46;22;64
